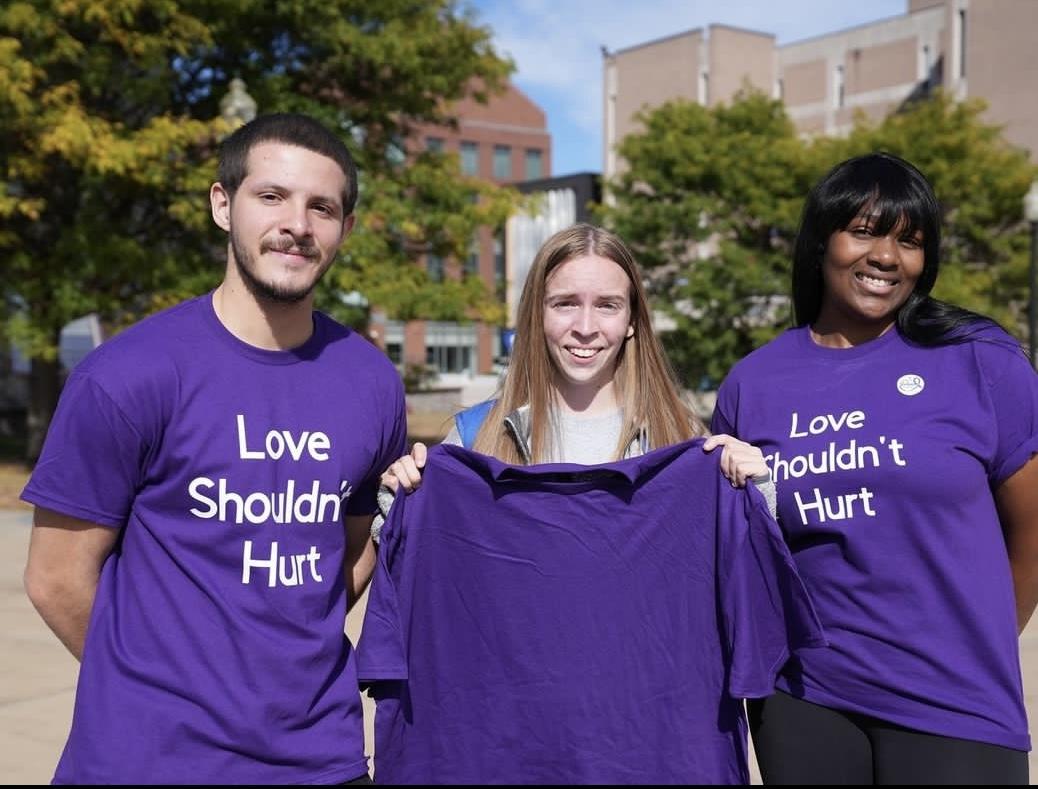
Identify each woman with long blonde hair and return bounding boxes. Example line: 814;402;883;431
383;223;768;499
365;224;808;786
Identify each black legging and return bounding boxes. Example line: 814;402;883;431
749;690;1028;785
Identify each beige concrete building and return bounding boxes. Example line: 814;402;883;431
373;84;551;381
603;0;1038;179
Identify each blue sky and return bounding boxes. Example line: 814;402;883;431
468;0;909;176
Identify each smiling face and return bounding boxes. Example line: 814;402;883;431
211;142;353;304
814;211;925;343
542;254;634;410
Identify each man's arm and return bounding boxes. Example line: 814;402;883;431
24;507;119;661
997;456;1038;634
344;514;377;611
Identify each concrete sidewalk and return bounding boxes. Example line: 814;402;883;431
3;506;1038;784
0;509;78;785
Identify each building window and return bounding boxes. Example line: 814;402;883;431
427;254;445;282
493;233;505;287
426;136;445;152
698;71;709;105
425;321;477;375
427;345;472;375
464;238;480;277
834;64;845;108
386;134;406;166
460;141;479;175
524;149;543;180
493;145;512;180
775;78;784;101
383;320;405;365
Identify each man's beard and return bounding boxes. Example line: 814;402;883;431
230;229;334;304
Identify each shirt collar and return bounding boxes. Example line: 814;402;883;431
436;439;707;487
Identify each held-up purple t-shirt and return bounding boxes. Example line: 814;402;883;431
712;325;1038;751
22;294;407;784
357;441;825;785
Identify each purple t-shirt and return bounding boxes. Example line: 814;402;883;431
712;325;1038;751
357;441;825;785
22;294;407;784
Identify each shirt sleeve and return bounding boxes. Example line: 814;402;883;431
347;373;408;516
719;482;826;699
20;372;148;528
356;492;409;682
985;341;1038;485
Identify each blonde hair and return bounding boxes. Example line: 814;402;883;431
473;224;706;463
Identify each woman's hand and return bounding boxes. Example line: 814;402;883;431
380;442;428;494
703;434;769;488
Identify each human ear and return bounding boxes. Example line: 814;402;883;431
210;183;232;232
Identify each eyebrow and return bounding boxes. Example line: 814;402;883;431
545;291;628;300
250;181;343;209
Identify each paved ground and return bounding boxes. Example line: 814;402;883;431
3;506;1038;784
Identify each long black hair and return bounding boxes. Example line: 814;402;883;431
792;152;993;346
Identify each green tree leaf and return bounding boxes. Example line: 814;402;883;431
0;0;517;457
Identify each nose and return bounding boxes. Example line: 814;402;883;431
869;234;898;267
573;306;597;337
280;200;313;239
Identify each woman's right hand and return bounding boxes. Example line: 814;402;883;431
380;442;428;494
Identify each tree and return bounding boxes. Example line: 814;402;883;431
601;91;815;388
603;89;1037;390
0;0;516;459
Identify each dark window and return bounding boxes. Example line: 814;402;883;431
460;141;479;175
493;145;512;180
464;238;480;277
493;234;505;286
427;255;445;282
524;149;543;180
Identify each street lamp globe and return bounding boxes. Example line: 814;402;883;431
1026;181;1038;224
220;78;257;128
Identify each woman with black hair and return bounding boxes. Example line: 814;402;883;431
712;152;1038;784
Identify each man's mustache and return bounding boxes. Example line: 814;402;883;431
262;239;318;257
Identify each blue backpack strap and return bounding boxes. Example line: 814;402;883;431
455;400;496;449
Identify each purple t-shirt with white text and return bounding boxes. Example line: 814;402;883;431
712;325;1038;750
22;294;407;784
357;441;825;784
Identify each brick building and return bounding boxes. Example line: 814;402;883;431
373;84;552;382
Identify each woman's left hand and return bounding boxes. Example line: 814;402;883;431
703;434;770;488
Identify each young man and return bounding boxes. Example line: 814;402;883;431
22;113;406;784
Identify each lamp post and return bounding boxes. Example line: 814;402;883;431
220;78;257;128
1025;181;1038;368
